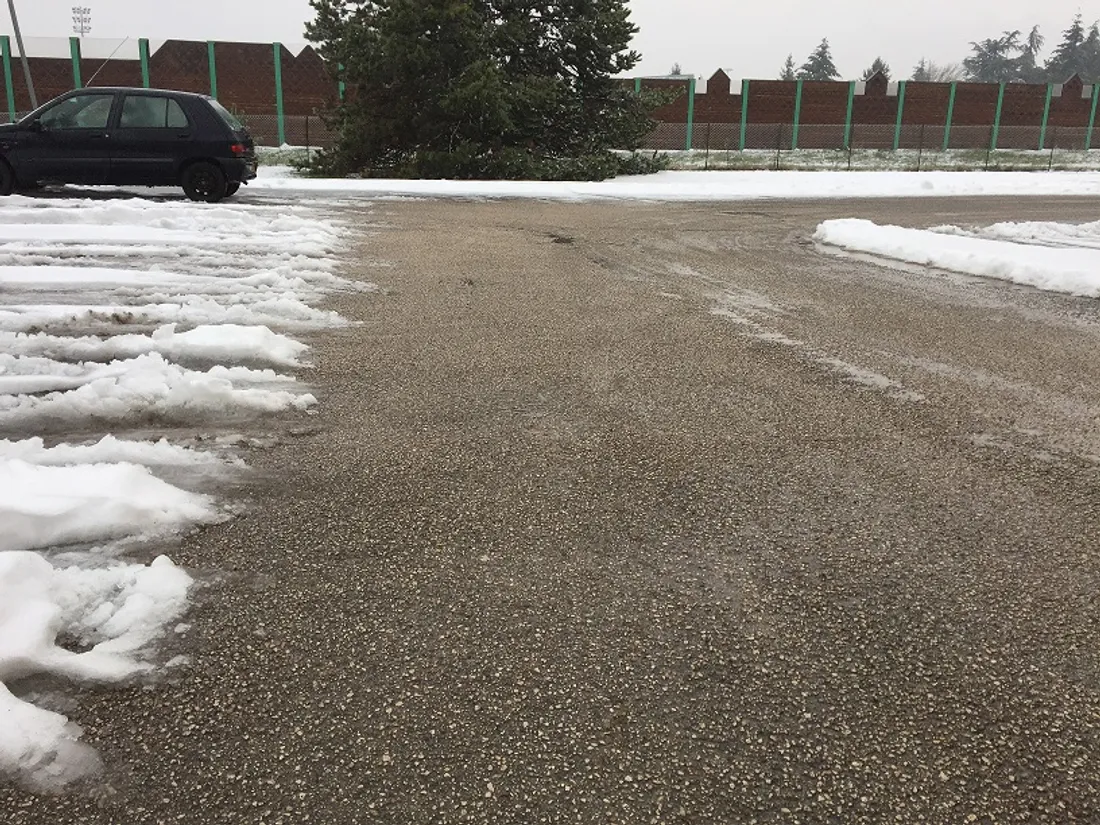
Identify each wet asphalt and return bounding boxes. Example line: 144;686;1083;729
4;196;1100;824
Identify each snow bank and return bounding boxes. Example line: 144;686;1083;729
0;552;192;790
935;218;1100;250
814;218;1100;297
0;353;315;426
252;167;1100;202
0;460;217;553
0;193;349;788
0;435;240;470
0;297;343;332
0;198;339;253
0;325;309;368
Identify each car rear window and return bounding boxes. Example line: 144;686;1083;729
209;100;244;132
120;96;189;129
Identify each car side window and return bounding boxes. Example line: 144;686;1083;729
38;94;114;130
120;96;190;129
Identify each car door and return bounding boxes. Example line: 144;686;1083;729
110;94;193;186
21;92;116;185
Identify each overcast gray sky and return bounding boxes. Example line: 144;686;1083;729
2;0;1094;81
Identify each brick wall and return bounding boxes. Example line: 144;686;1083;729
640;69;1100;151
3;38;336;117
5;40;1097;151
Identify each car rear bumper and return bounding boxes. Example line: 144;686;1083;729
223;156;258;183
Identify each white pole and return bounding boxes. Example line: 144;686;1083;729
6;0;37;109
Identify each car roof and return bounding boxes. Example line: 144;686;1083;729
67;87;212;100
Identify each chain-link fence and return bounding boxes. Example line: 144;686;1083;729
2;104;1097;171
0;108;338;151
236;113;337;150
639;121;1100;171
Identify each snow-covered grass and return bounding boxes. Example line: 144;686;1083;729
0;195;357;790
814;218;1100;297
657;147;1100;172
256;145;317;167
262;145;1100;174
262;145;1100;176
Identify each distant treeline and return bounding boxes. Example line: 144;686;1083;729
772;14;1100;84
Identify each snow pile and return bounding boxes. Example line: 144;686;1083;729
0;196;352;789
0;552;192;790
814;218;1100;297
0;325;309;368
0;298;342;332
1;459;216;554
934;218;1100;250
0;435;242;470
0;353;316;426
253;167;1100;202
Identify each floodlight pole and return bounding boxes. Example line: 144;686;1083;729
6;0;36;109
72;6;91;38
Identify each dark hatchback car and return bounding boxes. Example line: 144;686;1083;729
0;87;258;202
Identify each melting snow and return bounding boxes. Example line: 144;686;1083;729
0;195;355;789
814;218;1100;297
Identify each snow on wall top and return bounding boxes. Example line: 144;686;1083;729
5;36;313;61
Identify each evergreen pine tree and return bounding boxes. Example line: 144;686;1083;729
964;30;1024;82
798;39;840;81
779;53;796;81
1017;26;1045;83
306;0;662;179
1045;14;1087;81
911;58;930;81
861;57;890;81
1084;23;1100;82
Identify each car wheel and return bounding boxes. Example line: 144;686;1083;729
182;162;227;203
0;162;14;197
225;182;240;197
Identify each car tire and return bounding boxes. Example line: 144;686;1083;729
182;162;228;203
0;162;15;197
224;182;240;197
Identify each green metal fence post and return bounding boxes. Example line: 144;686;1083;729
843;80;855;148
991;82;1005;150
1038;83;1054;150
139;38;151;88
739;79;749;151
634;77;641;95
892;80;907;151
337;63;346;101
207;41;218;98
791;79;804;149
1087;83;1100;151
942;81;957;150
69;37;82;89
273;42;286;146
685;77;695;151
1;36;15;122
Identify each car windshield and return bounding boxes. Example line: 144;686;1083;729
209;100;244;132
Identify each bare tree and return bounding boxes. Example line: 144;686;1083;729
912;57;965;82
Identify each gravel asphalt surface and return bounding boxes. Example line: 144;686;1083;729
4;195;1100;824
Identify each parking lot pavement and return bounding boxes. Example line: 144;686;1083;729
6;196;1100;824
